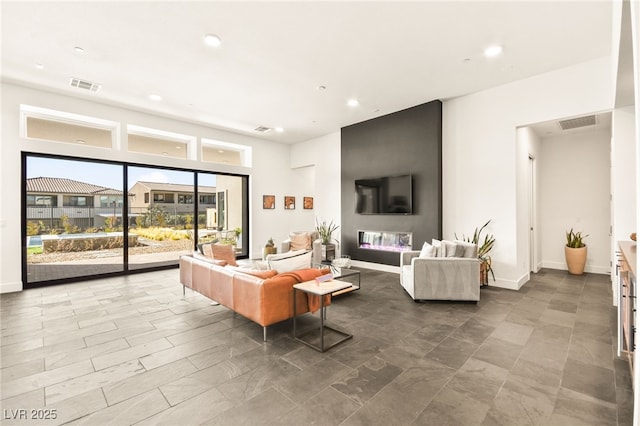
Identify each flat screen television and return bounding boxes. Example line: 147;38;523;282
355;174;413;214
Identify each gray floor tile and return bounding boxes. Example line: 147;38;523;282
0;268;631;425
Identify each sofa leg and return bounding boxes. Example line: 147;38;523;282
263;327;267;342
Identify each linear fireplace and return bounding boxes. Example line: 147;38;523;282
358;230;413;252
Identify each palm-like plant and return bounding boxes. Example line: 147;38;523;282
455;220;496;282
315;219;339;245
566;228;587;248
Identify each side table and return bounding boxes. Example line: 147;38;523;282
293;279;353;352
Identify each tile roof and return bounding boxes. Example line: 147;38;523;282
27;177;124;195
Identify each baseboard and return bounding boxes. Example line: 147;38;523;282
351;260;400;274
1;281;23;294
541;261;610;275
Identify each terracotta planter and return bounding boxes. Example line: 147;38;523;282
480;262;488;286
565;245;587;275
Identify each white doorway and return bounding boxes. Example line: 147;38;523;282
529;155;538;273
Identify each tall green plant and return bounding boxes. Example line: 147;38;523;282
566;228;587;248
455;219;496;281
315;218;339;245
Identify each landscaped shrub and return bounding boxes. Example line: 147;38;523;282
26;221;41;236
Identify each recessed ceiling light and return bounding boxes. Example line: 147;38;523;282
347;99;359;107
74;46;85;53
76;139;85;144
161;151;169;156
35;63;44;70
175;146;181;149
275;127;284;133
218;150;224;153
317;85;327;91
204;34;221;47
149;94;162;101
484;45;503;57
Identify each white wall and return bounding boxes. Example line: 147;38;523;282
539;130;611;274
290;131;342;253
611;106;636;284
0;83;305;292
443;56;614;289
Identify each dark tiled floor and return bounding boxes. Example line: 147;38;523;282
0;268;633;425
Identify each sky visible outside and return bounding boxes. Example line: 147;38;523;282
27;157;217;190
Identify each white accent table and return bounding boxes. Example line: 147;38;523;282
292;279;353;352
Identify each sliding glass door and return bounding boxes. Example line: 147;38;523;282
25;156;125;284
127;166;195;270
23;154;249;287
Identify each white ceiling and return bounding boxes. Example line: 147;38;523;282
1;1;613;144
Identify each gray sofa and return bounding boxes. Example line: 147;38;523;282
280;231;323;265
400;251;480;302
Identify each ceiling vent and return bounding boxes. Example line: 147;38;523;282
558;115;596;131
69;77;101;92
254;126;272;133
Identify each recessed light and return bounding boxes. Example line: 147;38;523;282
204;34;221;47
175;146;181;149
149;94;162;101
161;151;169;156
35;63;44;70
275;127;284;133
74;46;85;53
76;139;85;144
347;99;359;107
218;150;225;153
317;85;327;91
484;45;503;57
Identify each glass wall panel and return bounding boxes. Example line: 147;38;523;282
24;153;249;287
25;156;124;284
127;166;194;270
197;172;248;257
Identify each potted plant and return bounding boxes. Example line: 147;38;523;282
565;228;588;275
263;237;276;259
455;220;496;285
315;219;339;261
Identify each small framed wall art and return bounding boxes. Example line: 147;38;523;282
263;195;275;209
284;196;295;210
303;196;314;210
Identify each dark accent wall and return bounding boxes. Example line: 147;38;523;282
341;100;442;266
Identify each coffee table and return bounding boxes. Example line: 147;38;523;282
292;279;353;352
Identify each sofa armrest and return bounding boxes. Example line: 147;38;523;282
312;239;323;264
401;251;420;268
280;240;292;254
410;257;480;301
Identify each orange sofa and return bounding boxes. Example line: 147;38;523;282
179;254;330;341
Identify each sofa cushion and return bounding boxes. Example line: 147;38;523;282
419;241;434;258
266;249;307;261
212;243;237;266
431;239;446;257
201;242;213;258
226;266;278;279
267;250;312;273
442;240;458;257
289;232;312;251
455;241;478;258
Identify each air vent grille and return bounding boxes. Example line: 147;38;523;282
69;78;101;92
558;115;596;131
254;126;272;133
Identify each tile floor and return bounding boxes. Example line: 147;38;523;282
0;268;633;425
